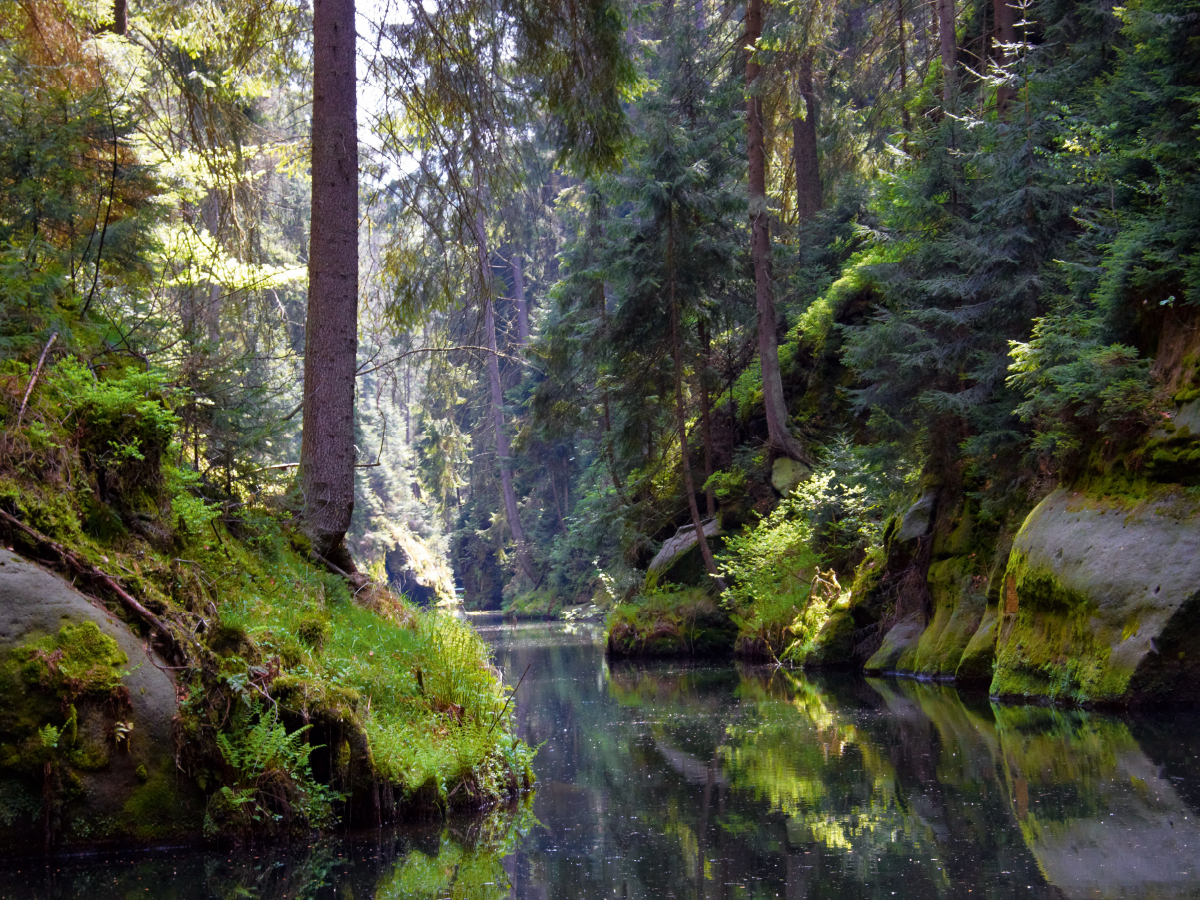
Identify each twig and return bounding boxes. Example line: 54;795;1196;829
16;332;58;427
486;662;531;739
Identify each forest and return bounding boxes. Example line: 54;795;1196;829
0;0;1199;853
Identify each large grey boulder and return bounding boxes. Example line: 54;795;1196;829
992;487;1200;704
0;548;201;851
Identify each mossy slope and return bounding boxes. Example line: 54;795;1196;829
0;360;533;852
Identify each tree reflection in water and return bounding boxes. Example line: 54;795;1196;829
3;620;1198;899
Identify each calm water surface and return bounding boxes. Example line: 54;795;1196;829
3;617;1200;899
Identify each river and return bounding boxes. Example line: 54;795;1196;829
3;617;1200;899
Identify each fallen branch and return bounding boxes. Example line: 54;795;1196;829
0;508;189;663
16;332;58;428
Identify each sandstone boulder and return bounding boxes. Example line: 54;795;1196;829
992;487;1200;704
0;548;201;851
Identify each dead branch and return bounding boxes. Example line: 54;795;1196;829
16;332;58;427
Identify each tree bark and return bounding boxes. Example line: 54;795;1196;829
512;253;530;344
112;0;127;35
669;229;723;585
746;0;809;463
601;274;625;495
301;0;359;567
994;0;1015;114
937;0;957;104
697;320;716;518
549;468;568;534
476;211;537;584
793;51;822;225
898;0;911;138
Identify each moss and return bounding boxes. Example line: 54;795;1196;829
121;767;198;840
990;550;1129;703
66;740;110;771
80;495;129;542
605;588;735;658
956;606;999;684
271;674;361;721
905;556;987;677
1127;426;1200;485
801;606;858;669
0;477;86;544
206;622;257;660
18;621;129;700
296;614;331;652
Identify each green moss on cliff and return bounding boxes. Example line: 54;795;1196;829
990;550;1126;703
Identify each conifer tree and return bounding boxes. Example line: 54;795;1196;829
300;0;359;568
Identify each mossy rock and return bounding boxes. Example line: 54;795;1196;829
955;605;999;684
802;607;858;669
991;487;1200;705
862;616;924;674
895;491;938;543
908;556;987;677
0;548;202;851
770;457;811;496
605;591;735;658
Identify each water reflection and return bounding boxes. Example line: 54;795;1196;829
2;619;1198;899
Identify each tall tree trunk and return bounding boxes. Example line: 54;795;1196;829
898;0;911;138
112;0;127;35
301;0;358;567
476;211;537;583
937;0;957;104
994;0;1015;114
695;0;705;30
746;0;809;463
793;51;822;224
549;468;568;534
669;230;723;586
601;276;625;495
512;253;530;344
697;320;716;518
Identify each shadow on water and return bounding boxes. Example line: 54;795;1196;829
3;618;1200;899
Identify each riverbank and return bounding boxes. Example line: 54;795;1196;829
10;621;1197;899
0;361;532;852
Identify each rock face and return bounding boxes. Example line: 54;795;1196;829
380;524;457;607
0;549;201;851
992;487;1200;704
